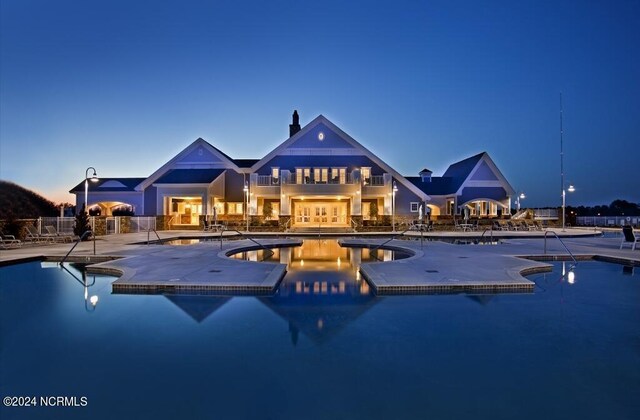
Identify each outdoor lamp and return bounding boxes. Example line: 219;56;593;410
392;181;398;232
84;167;99;214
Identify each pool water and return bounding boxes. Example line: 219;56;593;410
1;259;639;419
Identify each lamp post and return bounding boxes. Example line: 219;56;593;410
561;184;575;231
84;167;98;213
243;181;249;232
392;181;398;232
559;93;576;231
516;192;526;212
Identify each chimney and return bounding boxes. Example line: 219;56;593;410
289;110;301;137
419;168;432;182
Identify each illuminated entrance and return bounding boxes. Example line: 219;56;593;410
293;200;348;226
169;197;202;226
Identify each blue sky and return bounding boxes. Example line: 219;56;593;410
1;0;638;206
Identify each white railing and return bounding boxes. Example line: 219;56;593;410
577;216;639;227
130;216;157;232
365;175;385;186
257;175;278;186
533;209;558;220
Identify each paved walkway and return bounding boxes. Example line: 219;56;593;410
1;229;637;295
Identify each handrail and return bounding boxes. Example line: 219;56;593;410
368;229;412;261
544;230;577;268
284;217;291;232
222;229;274;261
350;218;358;232
60;231;93;266
147;229;163;245
478;224;494;244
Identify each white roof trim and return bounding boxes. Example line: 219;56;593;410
456;153;516;196
138;138;239;190
251;115;430;201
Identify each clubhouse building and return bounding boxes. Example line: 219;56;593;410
70;111;515;229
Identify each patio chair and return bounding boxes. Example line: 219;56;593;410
506;221;520;231
519;221;531;231
533;221;544;231
0;231;22;249
620;226;639;251
25;224;51;243
44;225;76;243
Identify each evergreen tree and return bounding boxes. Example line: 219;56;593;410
263;201;273;220
369;201;378;220
73;205;92;240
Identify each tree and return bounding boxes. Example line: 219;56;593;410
263;201;273;220
369;201;378;220
73;205;92;240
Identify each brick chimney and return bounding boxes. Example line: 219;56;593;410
289;110;301;137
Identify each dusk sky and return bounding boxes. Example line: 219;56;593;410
1;0;638;207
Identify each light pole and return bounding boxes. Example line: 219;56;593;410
84;167;98;214
559;93;575;231
562;184;575;231
243;181;249;232
516;192;526;212
392;181;398;232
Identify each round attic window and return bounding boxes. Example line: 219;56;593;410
318;132;324;141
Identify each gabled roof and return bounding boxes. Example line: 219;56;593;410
442;152;486;192
69;178;146;193
139;138;240;190
251;115;429;201
407;151;515;197
154;169;225;184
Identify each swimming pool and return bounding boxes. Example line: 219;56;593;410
1;259;638;419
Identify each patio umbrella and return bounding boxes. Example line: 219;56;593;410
464;207;469;222
213;206;218;224
418;205;423;221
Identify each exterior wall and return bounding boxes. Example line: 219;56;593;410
224;171;246;202
155;185;209;216
390;180;424;217
143;186;157;216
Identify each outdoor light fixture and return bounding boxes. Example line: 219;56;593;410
84;167;98;214
392;181;398;232
244;181;249;232
516;192;526;212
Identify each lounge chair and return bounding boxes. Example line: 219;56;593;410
533;221;544;231
25;225;52;243
620;226;639;251
506;221;520;231
44;225;77;243
0;231;22;249
519;221;531;231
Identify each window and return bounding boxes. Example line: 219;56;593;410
296;168;302;184
314;168;320;183
227;202;243;215
410;202;419;212
271;168;279;183
339;168;346;184
321;168;328;183
304;168;310;184
361;167;371;184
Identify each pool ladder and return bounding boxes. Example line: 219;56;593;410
221;229;274;261
543;230;578;271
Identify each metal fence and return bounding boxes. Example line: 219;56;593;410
39;217;76;234
533;209;558;220
577;216;640;227
130;216;157;232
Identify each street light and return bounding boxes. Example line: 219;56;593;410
84;167;98;214
562;184;575;231
392;181;398;232
516;192;526;212
243;181;249;232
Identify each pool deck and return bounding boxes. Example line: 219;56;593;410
1;228;638;295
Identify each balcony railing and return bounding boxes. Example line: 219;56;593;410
364;175;385;186
257;175;279;186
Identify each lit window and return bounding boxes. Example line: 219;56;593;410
227;202;243;215
271;168;279;182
